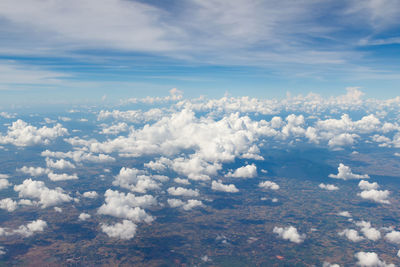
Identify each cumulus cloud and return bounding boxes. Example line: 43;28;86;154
113;167;162;193
167;198;203;210
41;150;115;163
329;163;370;180
14;179;72;208
167;198;185;208
18;166;49;177
64;110;268;174
226;164;257;178
319;183;339;191
211;180;239;193
98;109;164;123
339;229;364;242
338;211;352;218
323;263;340;267
0;178;11;190
355;221;381;241
273;226;305;243
54;207;62;212
48;172;78;181
167;187;199;197
144;157;170;172
97;189;155;223
13;219;47;237
359;180;379;190
78;213;91;221
99;122;129;135
173;178;190;185
354;252;395;267
82;191;98;198
358;189;390;204
101;220;137;240
171;156;221;181
0;198;18;212
385;230;400;244
182;199;203;210
0;120;67;146
45;158;75;169
328;133;358;148
259;180;280;190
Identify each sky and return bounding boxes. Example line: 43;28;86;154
0;0;400;108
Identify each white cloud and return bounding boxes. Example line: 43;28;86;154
101;220;137;240
226;164;257;178
97;189;155;223
17;166;49;176
323;262;340;267
355;221;381;241
328;133;358;148
14;178;72;208
282;114;305;137
167;198;185;208
339;229;364;242
168;198;204;211
182;199;203;210
98;109;164;123
319;183;339;191
82;191;98;198
0;174;9;179
338;211;352;218
167;187;199;197
273;226;305;243
144;157;170;172
0;246;5;255
173;178;190;185
0;198;18;212
65;110;267;172
171;156;221;181
211;180;239;193
45;157;75;169
79;213;91;221
113;167;161;193
13;219;47;237
358;189;390;204
19;199;36;206
0;120;67;146
54;207;62;212
385;230;400;244
48;172;78;181
329;163;369;180
41;149;115;163
0;178;11;190
99;122;129;135
359;180;379;190
354;252;395;267
167;198;203;210
259;180;280;190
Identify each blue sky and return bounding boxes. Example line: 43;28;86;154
0;0;399;108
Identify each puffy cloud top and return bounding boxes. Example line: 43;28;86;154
354;252;395;267
0;120;67;146
211;180;239;193
97;189;155;223
329;163;370;180
273;226;305;243
226;164;257;178
101;220;137;240
14;179;72;208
